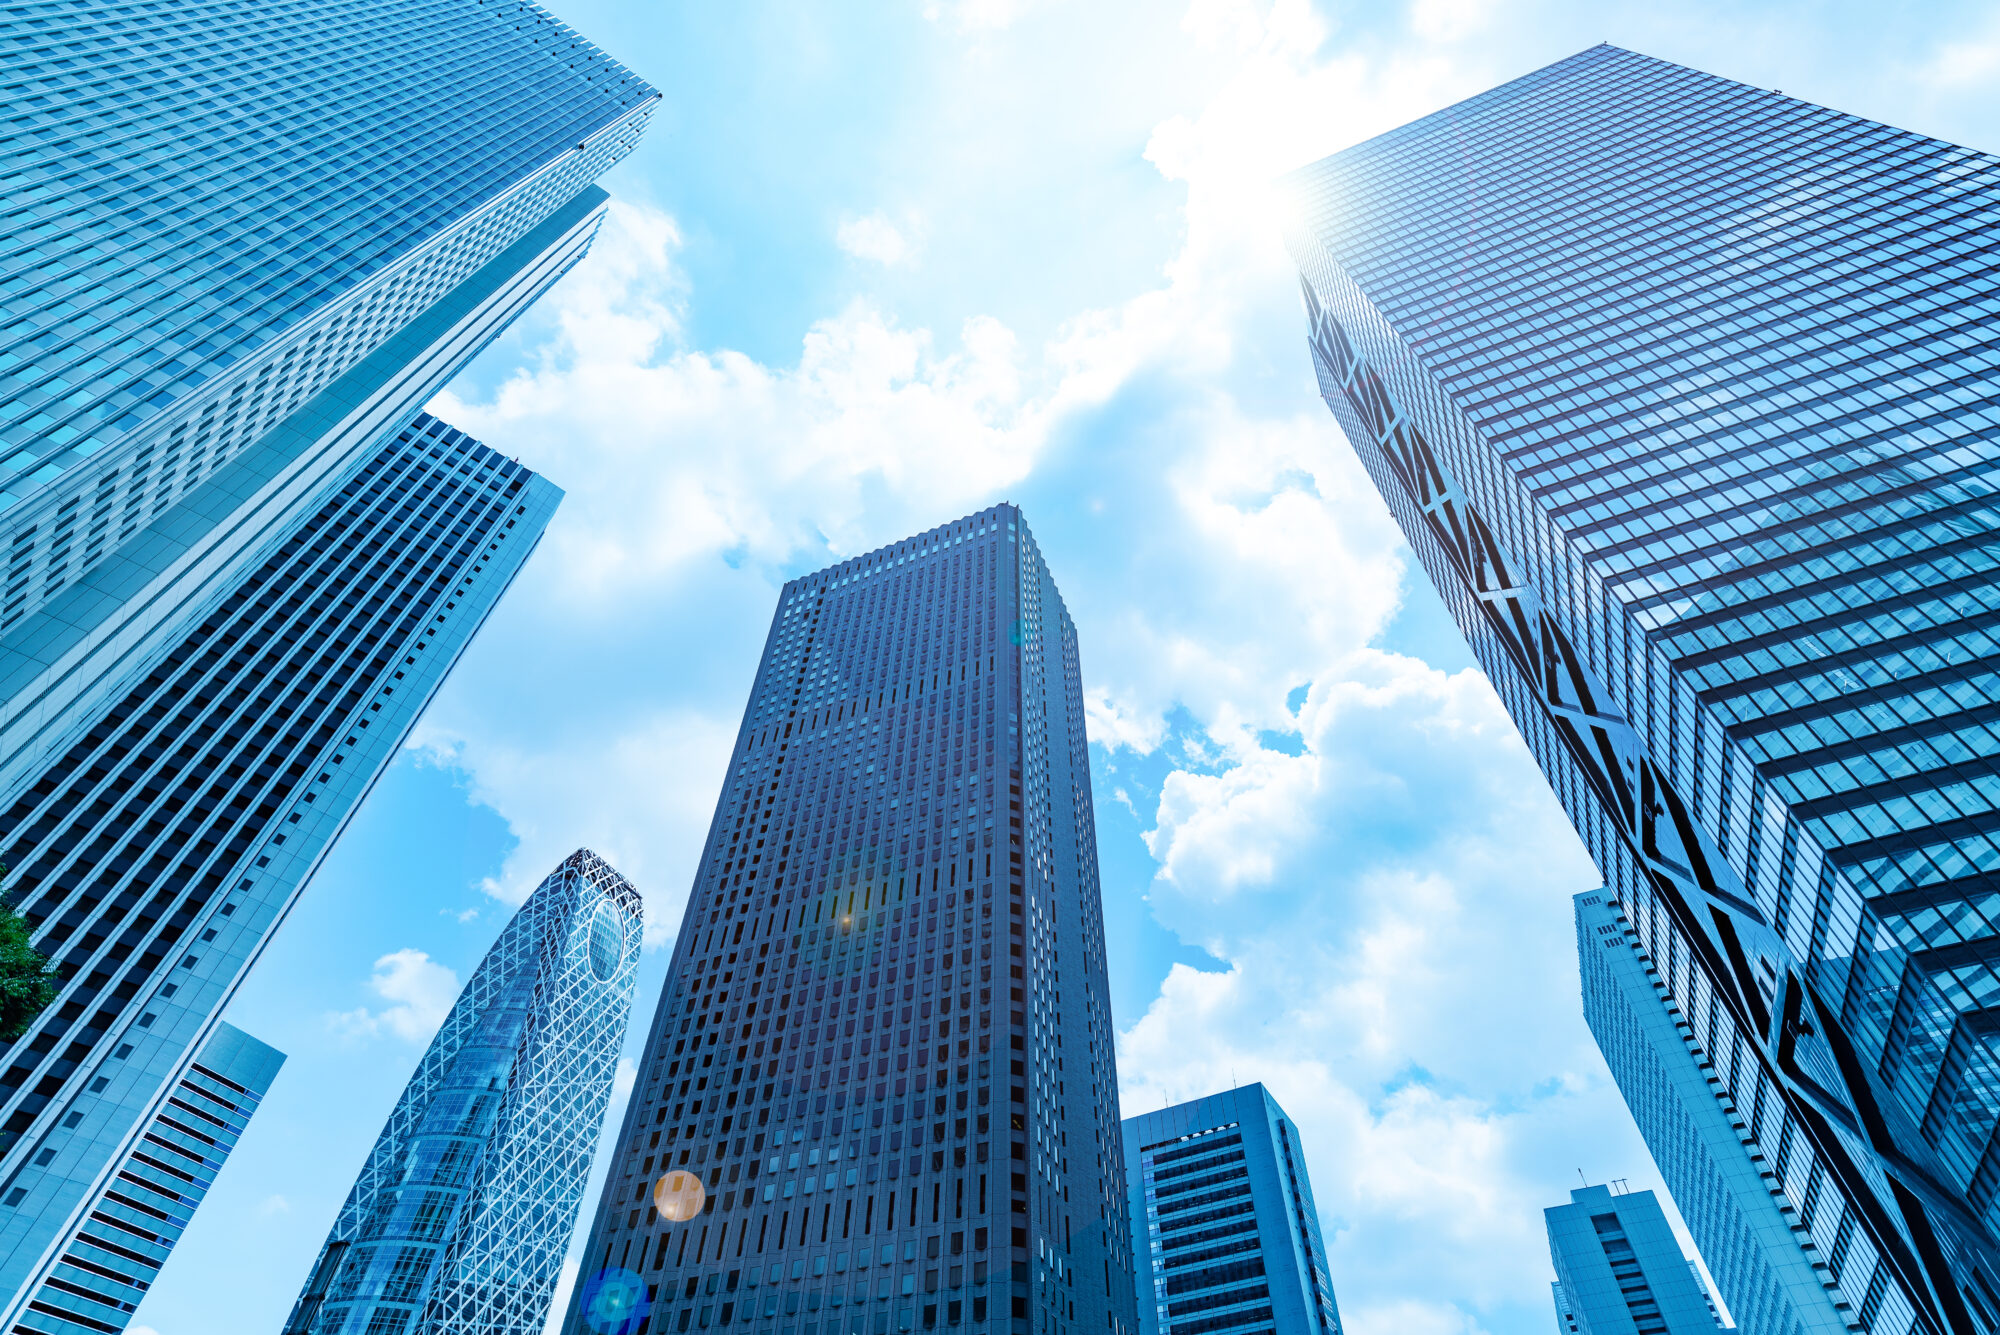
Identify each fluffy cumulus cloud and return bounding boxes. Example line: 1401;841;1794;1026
327;949;461;1044
1122;651;1628;1330
418;203;1072;930
836;212;922;268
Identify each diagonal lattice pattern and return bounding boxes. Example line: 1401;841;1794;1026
284;849;643;1335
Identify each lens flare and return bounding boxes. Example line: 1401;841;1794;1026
581;1266;650;1335
653;1168;706;1222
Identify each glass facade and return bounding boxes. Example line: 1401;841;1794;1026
1576;890;1851;1332
13;1021;282;1335
562;506;1137;1335
1284;44;2000;1333
0;184;606;805
0;0;656;633
285;849;643;1335
1545;1183;1723;1335
1122;1084;1341;1335
0;414;562;1319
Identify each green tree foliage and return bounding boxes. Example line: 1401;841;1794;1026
0;867;55;1043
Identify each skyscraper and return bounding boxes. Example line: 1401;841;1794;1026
14;1022;282;1335
1121;1084;1342;1335
284;849;642;1335
0;0;656;802
1575;891;1851;1332
1;0;653;1316
562;506;1138;1335
1284;43;2000;1333
1545;1182;1725;1335
0;415;562;1319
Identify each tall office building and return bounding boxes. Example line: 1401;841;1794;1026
1577;891;1851;1332
16;1022;282;1335
0;416;562;1325
1546;1182;1725;1335
285;850;642;1335
0;0;653;1319
1284;43;2000;1334
0;0;655;801
562;506;1138;1335
1121;1084;1341;1335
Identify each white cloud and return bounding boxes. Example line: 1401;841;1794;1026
432;204;1049;608
416;192;1176;933
327;949;461;1044
257;1193;290;1216
1924;29;2000;87
1409;0;1495;41
1117;651;1632;1313
836;212;921;267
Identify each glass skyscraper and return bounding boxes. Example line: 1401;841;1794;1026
284;849;643;1335
0;415;562;1324
1;0;653;1319
1121;1084;1341;1335
1285;44;2000;1333
0;0;654;809
0;0;654;630
1545;1182;1725;1335
12;1022;282;1335
1576;890;1850;1332
562;506;1138;1335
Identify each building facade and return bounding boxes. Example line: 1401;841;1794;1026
0;0;654;809
14;1022;282;1335
1284;42;2000;1335
562;506;1138;1335
1546;1182;1724;1335
0;0;654;1317
0;416;562;1321
285;849;642;1335
1576;891;1853;1332
0;0;654;634
1122;1084;1341;1335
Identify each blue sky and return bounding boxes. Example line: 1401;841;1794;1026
130;2;2000;1333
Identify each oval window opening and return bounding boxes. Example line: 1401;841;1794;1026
588;900;625;981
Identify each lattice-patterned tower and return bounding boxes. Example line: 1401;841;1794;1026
0;415;561;1329
2;0;654;1316
563;506;1137;1335
1285;43;2000;1335
284;850;643;1335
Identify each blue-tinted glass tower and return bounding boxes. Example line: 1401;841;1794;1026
1546;1183;1724;1335
0;415;562;1324
1285;44;2000;1333
562;506;1137;1335
1576;890;1849;1332
0;0;655;797
285;850;643;1335
1;0;653;1318
1122;1084;1341;1335
17;1021;282;1335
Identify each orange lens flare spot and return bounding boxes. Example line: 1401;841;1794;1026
653;1170;705;1222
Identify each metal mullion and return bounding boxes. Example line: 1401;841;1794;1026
0;451;474;1103
0;458;496;1142
53;444;469;894
9;448;437;934
9;89;596;457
